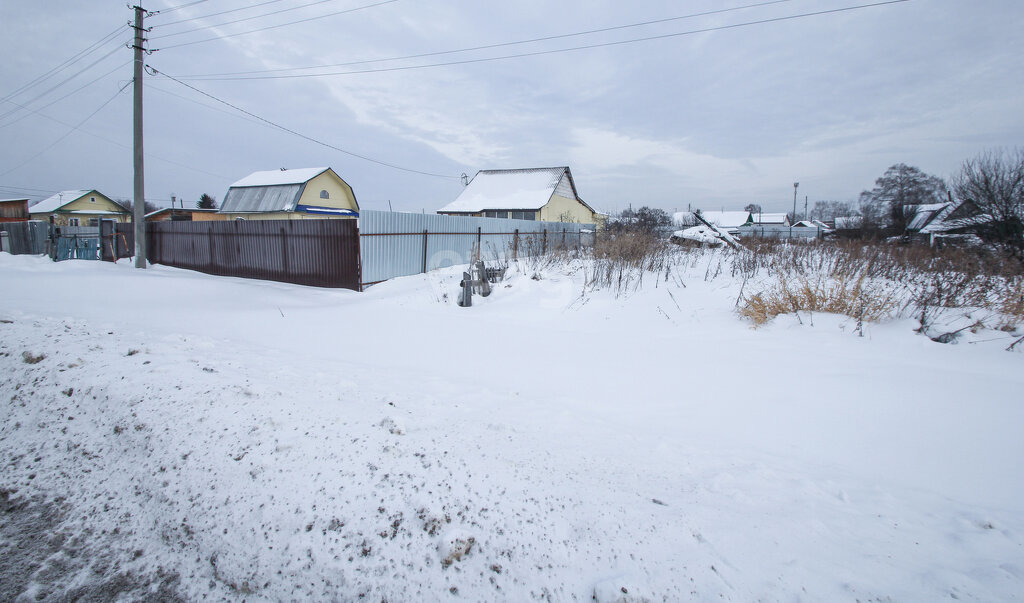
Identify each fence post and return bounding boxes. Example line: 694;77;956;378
422;228;428;273
542;229;547;254
562;228;566;248
513;229;519;260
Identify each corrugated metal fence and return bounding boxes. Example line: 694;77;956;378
738;225;826;240
123;220;361;290
0;221;49;255
359;210;595;286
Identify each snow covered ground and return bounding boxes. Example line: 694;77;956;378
1;251;1022;601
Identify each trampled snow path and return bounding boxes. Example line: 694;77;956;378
1;253;1022;600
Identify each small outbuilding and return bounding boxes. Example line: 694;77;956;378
0;198;30;223
145;207;226;222
438;167;601;225
29;190;129;226
219;167;359;220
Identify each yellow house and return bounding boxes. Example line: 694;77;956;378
437;167;603;225
29;189;129;226
219;167;359;220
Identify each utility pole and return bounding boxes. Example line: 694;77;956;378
792;182;799;236
804;195;808;223
130;5;147;268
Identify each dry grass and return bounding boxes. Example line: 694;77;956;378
734;239;1024;328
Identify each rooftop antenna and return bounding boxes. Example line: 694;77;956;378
280;167;287;171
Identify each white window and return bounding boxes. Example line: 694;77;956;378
69;218;80;226
320;190;330;199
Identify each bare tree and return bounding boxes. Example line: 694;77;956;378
859;163;947;233
952;148;1024;254
809;200;853;223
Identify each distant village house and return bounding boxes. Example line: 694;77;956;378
438;167;602;225
219;167;359;220
28;190;129;226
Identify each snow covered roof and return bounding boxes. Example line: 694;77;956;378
145;207;220;219
834;216;863;229
906;203;953;232
696;211;752;229
754;213;789;225
229;167;330;188
919;201;992;234
0;198;29;203
792;220;831;229
30;190;93;213
438;167;583;213
671;226;726;246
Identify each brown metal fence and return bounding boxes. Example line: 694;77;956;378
115;220;360;290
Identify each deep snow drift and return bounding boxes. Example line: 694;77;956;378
1;251;1022;601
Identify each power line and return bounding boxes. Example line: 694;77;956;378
0;44;126;123
0;59;133;130
0;25;128;104
156;0;398;50
182;0;798;78
152;0;212;15
176;0;911;81
152;0;342;38
0;88;233;182
150;0;288;27
0;84;130;179
150;67;458;179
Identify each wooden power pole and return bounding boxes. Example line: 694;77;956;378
131;5;147;268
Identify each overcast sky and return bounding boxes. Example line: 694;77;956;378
1;0;1022;215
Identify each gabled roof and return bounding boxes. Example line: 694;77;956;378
695;211;753;229
905;203;952;231
919;201;992;234
754;212;789;225
221;167;337;213
439;167;591;213
30;190;93;213
228;167;330;188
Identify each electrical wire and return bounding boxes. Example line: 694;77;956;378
0;59;134;130
0;44;126;122
150;67;458;179
1;24;128;104
176;0;911;81
150;0;288;27
181;0;797;78
156;0;398;50
152;0;212;16
0;84;130;179
152;0;342;38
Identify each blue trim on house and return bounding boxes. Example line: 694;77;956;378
296;204;359;217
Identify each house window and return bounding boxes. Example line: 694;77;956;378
88;218;98;226
320;190;330;199
484;210;509;219
69;218;80;226
511;211;536;221
90;197;96;203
